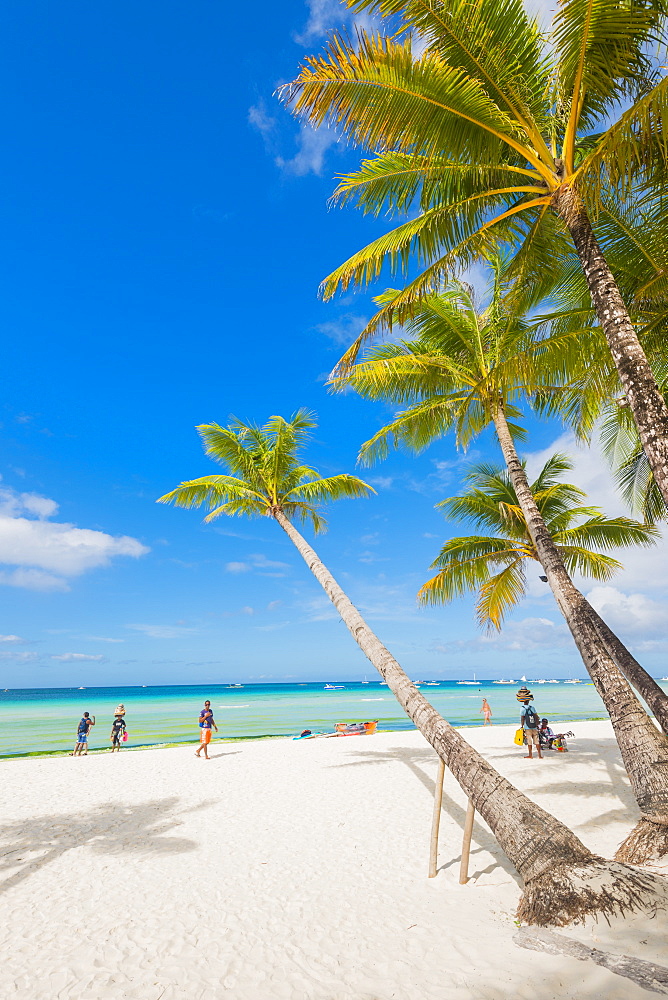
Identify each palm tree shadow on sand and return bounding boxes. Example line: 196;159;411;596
0;796;202;895
331;745;519;883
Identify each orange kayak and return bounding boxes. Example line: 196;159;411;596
334;721;378;735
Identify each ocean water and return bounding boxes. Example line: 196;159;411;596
1;677;656;758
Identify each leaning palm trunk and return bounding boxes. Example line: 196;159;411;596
553;186;668;510
584;605;668;734
492;402;668;863
272;506;664;923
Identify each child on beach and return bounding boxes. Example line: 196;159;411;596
480;698;492;725
72;712;95;755
517;687;542;759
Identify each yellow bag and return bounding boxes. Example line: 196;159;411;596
514;728;525;746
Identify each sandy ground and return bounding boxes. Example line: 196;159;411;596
1;720;667;1000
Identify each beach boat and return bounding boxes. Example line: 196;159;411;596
457;673;479;685
547;679;560;683
361;676;369;684
226;683;244;688
564;678;583;684
536;679;546;684
324;684;345;690
334;720;378;736
661;677;668;681
493;679;515;684
424;681;440;686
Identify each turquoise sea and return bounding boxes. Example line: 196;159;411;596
3;677;662;757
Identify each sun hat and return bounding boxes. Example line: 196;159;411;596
516;687;533;702
113;704;125;716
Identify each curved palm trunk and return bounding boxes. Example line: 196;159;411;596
584;606;668;734
553;186;668;510
492;402;668;862
272;507;664;922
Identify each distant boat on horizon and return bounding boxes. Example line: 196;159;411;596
324;684;345;690
564;678;583;684
493;679;515;684
226;684;243;689
457;672;479;685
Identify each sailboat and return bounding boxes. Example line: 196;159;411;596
457;672;479;685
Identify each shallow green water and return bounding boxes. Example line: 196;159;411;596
0;677;643;757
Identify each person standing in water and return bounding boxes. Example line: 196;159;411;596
480;698;492;725
517;686;542;759
72;712;95;755
195;700;218;759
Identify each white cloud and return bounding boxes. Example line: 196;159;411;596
51;653;106;662
248;553;289;569
226;553;290;576
0;486;149;591
126;624;198;639
0;634;24;643
0;488;58;519
585;586;667;637
437;617;571;653
0;568;70;592
84;636;125;643
226;561;251;573
276;124;338;176
315;313;368;346
248;101;276;137
294;0;377;44
524;433;668;591
0;650;38;662
294;0;347;43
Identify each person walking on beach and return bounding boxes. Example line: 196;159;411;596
72;712;95;755
517;687;542;759
110;714;126;751
195;700;218;759
480;698;492;726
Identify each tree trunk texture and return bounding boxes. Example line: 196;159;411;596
492;404;668;863
272;507;665;923
584;605;668;734
554;185;668;510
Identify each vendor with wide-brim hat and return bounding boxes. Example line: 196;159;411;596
516;687;542;759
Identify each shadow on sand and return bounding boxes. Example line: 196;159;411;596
0;795;201;895
330;744;519;883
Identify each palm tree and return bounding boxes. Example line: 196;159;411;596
334;273;668;859
282;0;668;506
420;454;659;629
156;409;662;922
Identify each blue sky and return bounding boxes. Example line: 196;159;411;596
0;0;665;687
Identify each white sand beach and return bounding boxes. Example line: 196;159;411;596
2;720;667;999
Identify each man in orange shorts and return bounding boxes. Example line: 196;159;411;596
195;699;218;759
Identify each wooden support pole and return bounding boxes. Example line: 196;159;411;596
428;757;446;877
459;798;475;884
